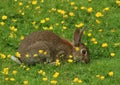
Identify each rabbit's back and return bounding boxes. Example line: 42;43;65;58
18;31;62;51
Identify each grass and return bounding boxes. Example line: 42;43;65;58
0;0;120;85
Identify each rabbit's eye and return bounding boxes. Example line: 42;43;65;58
81;49;87;55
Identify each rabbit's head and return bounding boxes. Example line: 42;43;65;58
73;28;90;64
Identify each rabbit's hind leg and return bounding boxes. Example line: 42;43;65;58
20;41;51;65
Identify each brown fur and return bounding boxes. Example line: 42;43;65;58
17;29;90;65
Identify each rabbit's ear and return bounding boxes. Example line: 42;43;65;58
74;28;80;46
79;27;86;43
74;27;86;46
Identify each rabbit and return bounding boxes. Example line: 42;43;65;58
11;27;90;65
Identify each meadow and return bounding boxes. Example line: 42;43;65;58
0;0;120;85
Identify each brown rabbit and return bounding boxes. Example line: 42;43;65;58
11;28;90;65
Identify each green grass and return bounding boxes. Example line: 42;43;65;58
0;0;120;85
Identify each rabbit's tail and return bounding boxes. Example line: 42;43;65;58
11;55;22;64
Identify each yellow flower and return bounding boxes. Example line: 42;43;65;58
69;55;73;58
100;76;105;80
70;2;75;6
93;41;98;44
39;50;44;54
10;26;17;32
78;80;83;83
96;74;100;78
43;27;48;30
73;77;82;83
18;10;22;13
5;77;9;81
33;53;38;57
12;70;17;75
98;29;103;32
41;0;44;3
74;6;78;10
55;59;61;66
42;77;48;81
55;23;59;26
96;19;101;24
23;80;29;85
103;7;110;12
111;28;116;32
69;12;75;16
7;54;11;58
68;59;73;63
2;15;7;20
32;21;36;25
61;21;64;24
73;77;79;82
40;19;45;24
25;54;30;58
96;75;105;80
21;12;25;16
26;5;30;8
75;47;80;51
57;9;66;15
0;53;6;59
9;32;16;38
110;52;115;57
43;51;47;55
114;43;120;47
12;19;17;22
53;72;59;78
38;70;46;76
87;33;92;37
88;0;92;2
15;52;21;58
49;26;53;30
108;71;114;77
60;10;66;15
20;35;25;40
63;26;67;30
95;12;103;17
0;22;5;26
10;78;15;81
51;8;56;11
75;23;84;28
23;65;27;68
63;14;68;18
51;80;57;85
35;6;40;10
91;38;96;42
32;0;37;5
19;2;23;6
26;67;30;71
116;1;120;6
45;17;50;21
34;25;39;29
3;68;9;75
87;7;93;13
80;6;86;10
102;43;108;48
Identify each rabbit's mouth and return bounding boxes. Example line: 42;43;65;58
73;56;90;64
73;57;82;62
